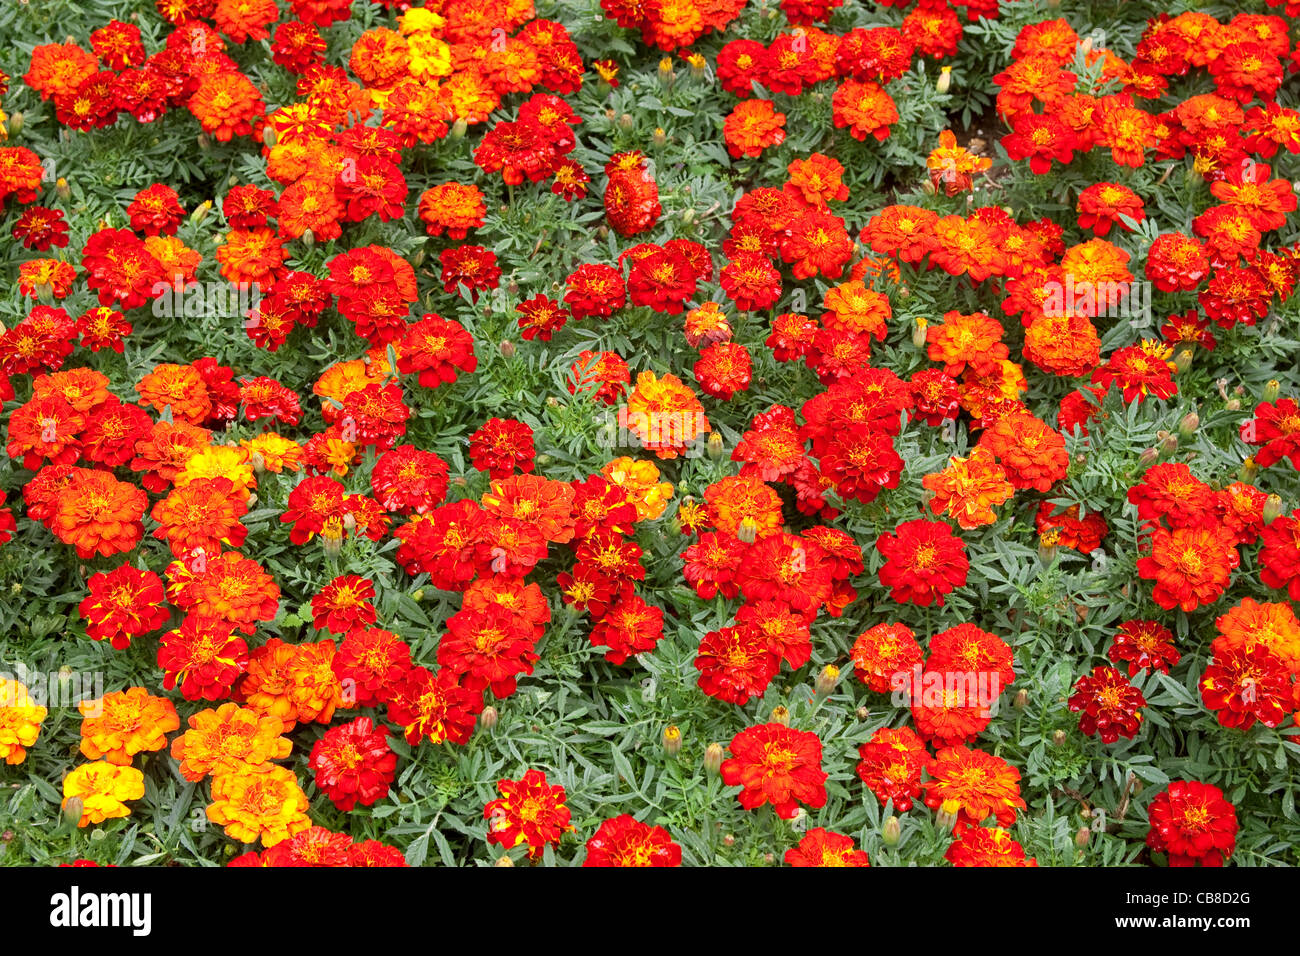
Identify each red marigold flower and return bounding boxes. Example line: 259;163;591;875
785;828;870;867
12;206;70;252
81;228;166;310
1077;182;1145;236
850;622;923;693
158;614;248;701
604;159;661;237
485;769;573;859
1108;620;1181;677
385;665;480;746
720;253;782;312
1243;398;1300;469
694;342;752;401
562;265;628;326
79;564;169;649
370;444;448;515
1145;232;1210;293
399;313;478;388
721;723;828;819
469;418;535;479
856;726;927;811
734;600;812;669
127;184;185;237
310;575;377;637
584;814;681;867
694;625;780;706
516;294;570;342
1136;525;1239;612
924;746;1026;832
909;668;995;746
1199;644;1293;730
309;715;397;811
75;305;132;353
589;594;663;664
1145;780;1238;866
440;244;501;303
333;627;411;708
946;827;1037;866
1003;112;1077;173
1127;462;1217;531
438;606;539;699
781;207;853;281
1069;665;1147;743
876;519;968;607
258;827;353;867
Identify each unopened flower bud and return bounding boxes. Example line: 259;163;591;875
495;854;514;867
1051;729;1067;747
63;796;84;826
499;340;516;359
706;430;725;461
1178;412;1199;438
935;65;952;93
1240;458;1258;483
882;815;901;846
856;706;870;721
763;852;774;864
1172;347;1194;373
1075;826;1091;848
1263;494;1284;523
770;705;790;727
1013;688;1028;710
1138;447;1159;467
6;112;21;137
652;127;668;148
412;588;424;602
249;452;266;475
450;118;468;139
55;177;70;200
682;207;696;224
301;229;315;248
619;113;634;130
722;833;736;846
658;57;674;82
1225;398;1241;411
1159;433;1179;454
1263;379;1281;403
736;517;758;544
814;664;840;697
934;805;958;832
245;493;258;509
662;724;682;755
912;316;928;348
704;742;724;776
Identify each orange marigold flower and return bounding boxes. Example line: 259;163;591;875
170;701;292;781
924;745;1026;832
189;72;265;142
150;475;249;558
136;363;211;424
927;130;991;196
876;519;969;607
167;550;280;634
831;79;899;142
1213;597;1300;675
417;182;487;239
946;827;1037;866
922;447;1015;530
1136;526;1239;613
624;371;710;460
62;762;145;827
79;687;179;765
926;310;1008;378
601;456;674;522
703;474;783;539
215;227;286;289
723;99;786;159
850;622;923;693
50;469;147;559
977;412;1069;493
207;764;311;846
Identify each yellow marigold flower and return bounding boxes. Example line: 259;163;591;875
398;7;445;35
170;702;293;782
624;371;710;460
79;687;179;766
0;679;48;765
241;432;303;474
602;456;675;522
63;762;146;827
174;444;255;495
207;764;311;846
283;639;342;726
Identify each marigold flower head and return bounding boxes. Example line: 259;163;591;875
309;715;397;811
876;519;968;607
923;448;1014;530
923;745;1026;832
207;764;312;847
62;762;145;827
584;814;681;867
170;702;292;781
946;827;1037;866
855;725;926;811
720;722;827;819
1145;780;1238;866
79;687;179;765
785;828;870;867
0;679;48;765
